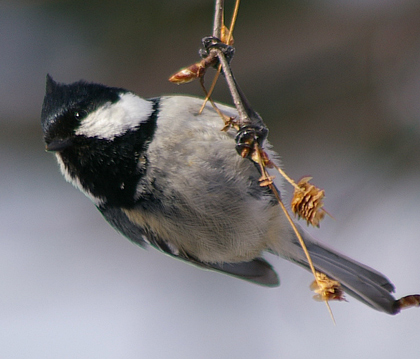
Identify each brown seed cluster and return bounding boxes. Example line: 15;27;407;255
291;177;326;227
310;272;346;302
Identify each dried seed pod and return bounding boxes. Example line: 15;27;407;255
310;272;346;302
291;177;326;227
168;62;206;84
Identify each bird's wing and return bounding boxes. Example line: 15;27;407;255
98;205;280;287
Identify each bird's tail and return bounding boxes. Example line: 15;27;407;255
282;227;398;314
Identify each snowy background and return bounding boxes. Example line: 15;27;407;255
1;1;420;358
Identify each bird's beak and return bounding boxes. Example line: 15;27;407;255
45;138;73;152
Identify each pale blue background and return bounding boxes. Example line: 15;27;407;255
1;1;420;358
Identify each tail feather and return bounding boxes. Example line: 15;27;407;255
286;229;398;314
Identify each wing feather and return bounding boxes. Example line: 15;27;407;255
98;206;279;287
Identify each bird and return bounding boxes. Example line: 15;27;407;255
41;74;399;314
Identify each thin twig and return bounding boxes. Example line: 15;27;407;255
199;78;231;121
253;145;335;324
215;48;252;125
200;0;241;115
226;0;241;42
272;163;302;191
211;0;252;125
199;66;221;115
276;189;336;325
200;1;336;322
213;0;224;38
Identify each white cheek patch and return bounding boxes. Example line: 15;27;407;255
75;93;153;140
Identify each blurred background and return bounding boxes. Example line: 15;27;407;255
1;0;420;358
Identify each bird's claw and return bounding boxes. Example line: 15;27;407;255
199;36;235;65
235;125;268;158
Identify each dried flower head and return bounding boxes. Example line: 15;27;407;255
291;177;326;227
310;272;346;302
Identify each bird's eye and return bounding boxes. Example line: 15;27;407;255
73;110;87;120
